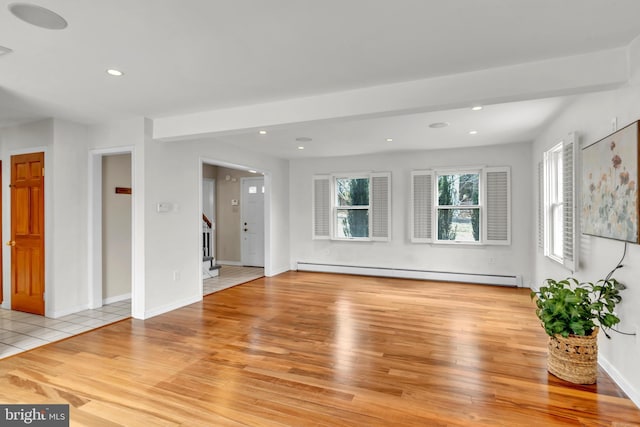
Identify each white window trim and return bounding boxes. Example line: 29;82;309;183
483;166;511;245
370;172;392;242
411;170;434;243
542;132;577;271
332;173;372;241
544;142;564;263
312;172;391;242
434;168;483;245
312;175;331;240
411;166;510;246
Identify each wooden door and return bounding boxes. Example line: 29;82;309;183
10;153;45;315
0;160;2;304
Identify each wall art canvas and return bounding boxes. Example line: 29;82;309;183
582;121;639;243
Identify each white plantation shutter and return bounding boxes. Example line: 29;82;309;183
312;175;330;239
537;161;544;251
371;172;391;241
562;132;577;271
483;167;511;245
411;171;434;242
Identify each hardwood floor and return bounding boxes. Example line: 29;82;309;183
0;271;638;426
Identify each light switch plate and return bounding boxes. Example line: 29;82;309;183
157;202;172;213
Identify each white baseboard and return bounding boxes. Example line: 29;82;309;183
296;262;522;287
267;265;290;277
143;294;202;319
103;293;131;305
599;354;640;409
47;303;91;319
216;260;242;266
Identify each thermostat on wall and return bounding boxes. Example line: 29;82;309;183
231;199;239;206
157;202;172;213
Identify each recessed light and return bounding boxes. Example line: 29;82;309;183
297;146;305;150
471;106;483;111
259;130;267;135
106;69;124;77
386;138;393;142
9;3;68;30
429;122;449;129
469;130;478;135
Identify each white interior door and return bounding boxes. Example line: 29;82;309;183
241;177;264;267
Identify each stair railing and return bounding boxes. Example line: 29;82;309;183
202;213;212;259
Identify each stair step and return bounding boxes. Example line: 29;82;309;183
210;264;222;271
203;256;214;262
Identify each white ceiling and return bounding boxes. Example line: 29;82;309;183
216;97;574;158
2;1;640;158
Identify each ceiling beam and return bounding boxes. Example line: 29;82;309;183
153;48;629;142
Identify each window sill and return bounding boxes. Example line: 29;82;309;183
545;253;564;265
331;237;372;242
433;240;483;246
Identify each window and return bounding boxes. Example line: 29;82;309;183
542;133;577;270
336;177;370;239
411;167;510;245
313;172;390;241
545;143;563;261
436;172;480;242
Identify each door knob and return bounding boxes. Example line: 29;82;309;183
6;240;15;246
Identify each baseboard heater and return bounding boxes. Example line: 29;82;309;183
296;262;522;287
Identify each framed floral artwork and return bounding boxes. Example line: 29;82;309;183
582;121;639;243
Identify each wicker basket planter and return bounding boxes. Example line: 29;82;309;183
547;328;598;384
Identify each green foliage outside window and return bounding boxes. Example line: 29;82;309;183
438;173;480;241
438;175;455;240
336;178;369;238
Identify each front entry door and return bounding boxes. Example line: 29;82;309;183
10;153;45;315
241;177;264;267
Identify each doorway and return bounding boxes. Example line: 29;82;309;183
89;147;135;317
200;160;267;293
101;154;132;305
202;177;216;277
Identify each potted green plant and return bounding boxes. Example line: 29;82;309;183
530;277;625;384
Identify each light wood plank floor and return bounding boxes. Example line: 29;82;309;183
0;271;638;426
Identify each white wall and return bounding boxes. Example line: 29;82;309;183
289;142;533;284
531;39;640;404
138;134;290;318
50;119;89;316
29;116;290;321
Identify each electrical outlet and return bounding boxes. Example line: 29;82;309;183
612;117;618;132
172;270;180;281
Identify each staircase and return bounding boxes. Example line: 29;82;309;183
203;213;221;274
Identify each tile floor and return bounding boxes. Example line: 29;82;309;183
0;266;264;359
203;265;264;295
0;300;131;359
